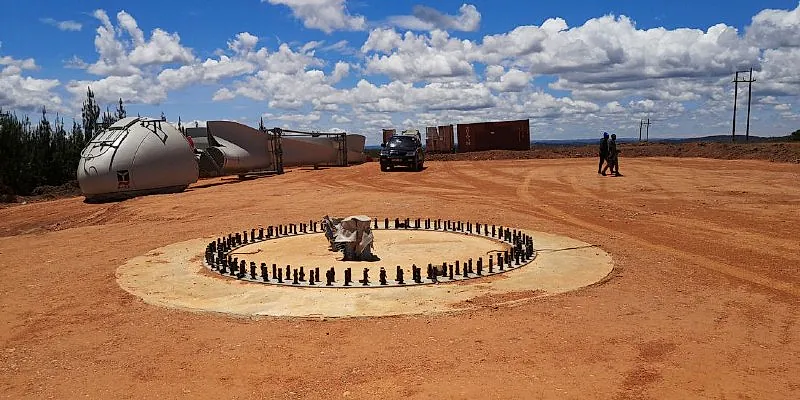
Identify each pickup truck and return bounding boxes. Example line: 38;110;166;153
379;134;424;171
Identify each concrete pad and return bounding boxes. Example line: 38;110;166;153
116;230;613;318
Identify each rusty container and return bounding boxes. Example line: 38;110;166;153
456;119;530;152
382;129;396;144
437;125;454;153
425;125;454;153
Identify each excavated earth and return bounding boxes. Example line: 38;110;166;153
1;157;799;399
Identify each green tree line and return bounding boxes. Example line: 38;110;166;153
0;88;125;198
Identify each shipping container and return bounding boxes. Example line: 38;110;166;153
456;119;530;152
382;129;396;144
425;126;437;147
425;125;454;153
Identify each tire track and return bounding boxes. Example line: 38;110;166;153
518;171;799;298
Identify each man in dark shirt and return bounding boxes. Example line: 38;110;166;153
602;134;622;176
598;132;609;175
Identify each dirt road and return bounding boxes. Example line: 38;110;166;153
1;158;798;399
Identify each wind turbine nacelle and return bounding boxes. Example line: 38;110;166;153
77;117;199;201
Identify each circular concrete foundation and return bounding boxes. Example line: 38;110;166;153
229;230;511;280
214;223;530;287
117;229;613;318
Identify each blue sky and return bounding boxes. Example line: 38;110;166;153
1;0;799;143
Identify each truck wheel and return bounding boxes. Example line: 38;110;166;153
380;164;389;172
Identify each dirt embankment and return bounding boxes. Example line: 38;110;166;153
0;180;81;207
427;141;800;163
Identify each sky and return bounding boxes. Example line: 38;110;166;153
1;0;799;143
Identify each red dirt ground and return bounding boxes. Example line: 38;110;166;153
428;141;800;164
1;157;798;399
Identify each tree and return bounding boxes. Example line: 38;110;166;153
791;129;800;141
81;87;100;143
115;98;126;120
101;106;116;128
259;116;266;132
160;111;166;121
33;107;53;185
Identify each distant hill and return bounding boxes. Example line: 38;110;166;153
533;135;787;146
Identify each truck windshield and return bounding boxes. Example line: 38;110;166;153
387;136;416;147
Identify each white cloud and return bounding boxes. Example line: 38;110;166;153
332;114;351;123
388;4;481;32
0;55;37;70
228;32;259;54
323;40;351;53
262;111;322;129
86;10;194;76
754;47;800;97
0;72;61;112
265;0;366;33
40;18;82;32
329;61;350;84
746;4;800;48
362;29;475;82
157;55;254;91
212;88;236;101
486;67;530;92
477;24;550;64
301;40;324;52
0;51;63;112
128;28;194;65
66;74;167;104
604;101;625;113
362;28;403;53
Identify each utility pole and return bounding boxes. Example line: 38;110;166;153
639;119;643;142
732;69;755;143
745;68;755;142
643;118;651;142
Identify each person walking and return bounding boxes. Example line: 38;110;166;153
598;132;609;175
602;134;622;176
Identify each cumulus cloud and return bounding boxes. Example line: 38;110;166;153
746;4;800;48
0;55;37;71
388;4;481;32
66;74;167;105
329;61;350;84
86;10;194;76
332;114;351;123
228;32;259;54
212;88;236;101
774;103;791;111
485;67;530;92
362;29;475;81
265;0;366;33
0;73;61;112
0;54;60;112
40;17;82;31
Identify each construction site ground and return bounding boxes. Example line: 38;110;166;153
1;157;798;399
